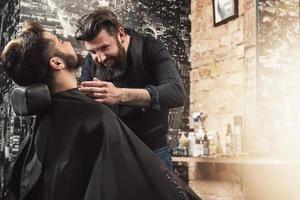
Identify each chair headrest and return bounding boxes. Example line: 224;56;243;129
10;84;51;116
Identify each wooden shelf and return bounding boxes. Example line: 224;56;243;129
172;156;300;166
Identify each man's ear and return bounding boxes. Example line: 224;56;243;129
49;57;65;70
118;27;126;44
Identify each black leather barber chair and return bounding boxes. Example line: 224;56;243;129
10;84;51;135
10;84;51;116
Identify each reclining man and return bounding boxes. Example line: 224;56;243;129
0;21;200;200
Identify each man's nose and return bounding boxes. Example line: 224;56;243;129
96;51;106;63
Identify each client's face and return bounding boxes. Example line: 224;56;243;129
44;32;83;69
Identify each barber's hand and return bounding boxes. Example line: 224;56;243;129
79;78;122;105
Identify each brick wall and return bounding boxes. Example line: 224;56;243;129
190;0;256;150
190;0;257;199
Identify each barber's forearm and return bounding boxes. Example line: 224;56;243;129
118;88;151;107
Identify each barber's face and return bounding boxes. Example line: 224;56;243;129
84;29;126;68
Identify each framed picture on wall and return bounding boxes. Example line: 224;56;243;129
213;0;238;26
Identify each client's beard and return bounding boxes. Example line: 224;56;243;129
94;42;127;82
55;51;84;71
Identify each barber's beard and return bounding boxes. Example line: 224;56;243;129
95;43;127;81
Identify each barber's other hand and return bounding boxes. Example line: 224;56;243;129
79;78;121;105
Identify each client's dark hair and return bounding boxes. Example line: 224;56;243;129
0;21;54;86
75;8;123;41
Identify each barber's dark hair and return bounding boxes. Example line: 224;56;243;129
75;9;123;41
0;21;54;86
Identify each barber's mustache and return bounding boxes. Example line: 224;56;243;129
93;58;116;68
102;59;115;68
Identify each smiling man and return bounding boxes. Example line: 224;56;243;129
76;9;186;170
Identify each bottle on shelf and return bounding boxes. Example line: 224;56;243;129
193;136;203;157
208;130;217;156
234;115;243;153
179;131;189;148
192;112;201;132
202;133;209;156
187;130;196;157
195;121;205;142
225;124;234;157
216;131;223;155
192;112;210;157
176;132;189;157
234;125;242;153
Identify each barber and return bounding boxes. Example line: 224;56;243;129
76;9;186;170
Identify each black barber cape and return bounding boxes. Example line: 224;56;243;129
7;88;201;200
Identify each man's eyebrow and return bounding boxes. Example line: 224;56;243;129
86;44;108;52
86;46;100;52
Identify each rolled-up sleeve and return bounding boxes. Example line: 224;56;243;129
144;38;186;110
